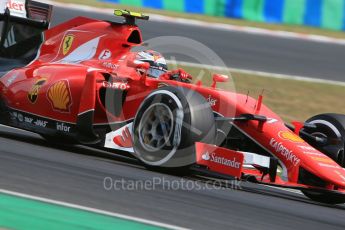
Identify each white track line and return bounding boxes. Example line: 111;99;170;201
42;0;345;45
168;60;345;86
0;189;188;230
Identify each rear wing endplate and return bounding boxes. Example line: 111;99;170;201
0;0;52;59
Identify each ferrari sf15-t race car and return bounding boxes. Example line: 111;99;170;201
1;0;345;204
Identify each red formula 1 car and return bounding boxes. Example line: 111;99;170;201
1;1;345;204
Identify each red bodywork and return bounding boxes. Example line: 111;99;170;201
1;15;345;196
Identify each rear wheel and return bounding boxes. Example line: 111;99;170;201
132;86;216;170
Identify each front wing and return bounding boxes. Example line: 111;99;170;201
194;142;345;195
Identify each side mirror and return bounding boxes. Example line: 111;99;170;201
211;74;229;88
127;60;150;83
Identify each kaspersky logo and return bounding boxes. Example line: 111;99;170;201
202;151;241;169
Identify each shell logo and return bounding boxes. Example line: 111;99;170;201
47;80;72;112
278;131;304;143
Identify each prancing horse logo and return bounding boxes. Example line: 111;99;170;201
62;35;74;55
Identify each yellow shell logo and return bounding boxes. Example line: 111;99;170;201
47;80;72;112
62;35;74;55
278;131;304;143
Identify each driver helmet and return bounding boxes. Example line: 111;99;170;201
135;50;168;78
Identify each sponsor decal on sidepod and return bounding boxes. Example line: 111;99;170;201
102;62;119;71
34;119;48;128
98;49;112;60
102;81;129;90
56;122;71;132
269;138;300;166
28;78;47;104
11;112;49;128
47;80;73;113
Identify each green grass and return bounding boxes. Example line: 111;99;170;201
56;0;345;39
176;64;345;123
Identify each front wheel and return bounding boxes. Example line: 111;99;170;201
132;86;216;169
303;113;345;167
301;113;345;204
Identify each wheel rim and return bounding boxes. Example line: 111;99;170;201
308;120;344;165
138;103;174;152
309;120;342;139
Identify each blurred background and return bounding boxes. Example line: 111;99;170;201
50;0;345;121
101;0;345;31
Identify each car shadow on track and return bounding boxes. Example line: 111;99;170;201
0;128;144;170
241;184;345;210
190;176;345;210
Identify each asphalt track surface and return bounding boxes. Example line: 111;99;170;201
1;125;345;230
50;7;345;82
1;6;345;230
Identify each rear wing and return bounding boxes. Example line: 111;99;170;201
0;0;52;59
114;9;149;25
